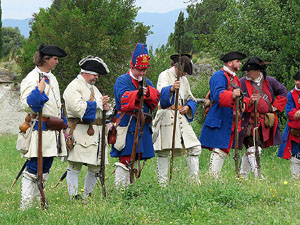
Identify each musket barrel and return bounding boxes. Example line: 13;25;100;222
169;58;183;183
38;73;47;208
234;97;240;178
130;77;146;184
254;98;262;178
100;109;107;197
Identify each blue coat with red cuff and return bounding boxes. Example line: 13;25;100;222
110;72;168;159
278;89;300;159
199;69;251;149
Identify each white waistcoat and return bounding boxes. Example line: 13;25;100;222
20;67;67;158
153;67;201;151
63;78;108;166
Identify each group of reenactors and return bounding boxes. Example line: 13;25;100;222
16;42;300;210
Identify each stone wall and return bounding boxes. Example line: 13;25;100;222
193;63;215;77
0;82;26;134
0;63;215;134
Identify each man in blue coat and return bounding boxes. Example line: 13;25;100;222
200;51;251;177
110;43;173;187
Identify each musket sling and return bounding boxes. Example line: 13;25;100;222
251;80;275;128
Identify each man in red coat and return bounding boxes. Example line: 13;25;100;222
278;71;300;178
239;57;287;178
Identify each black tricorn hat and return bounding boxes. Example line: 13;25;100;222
293;70;300;80
79;55;109;75
170;54;193;75
220;51;246;62
241;56;267;71
38;43;67;57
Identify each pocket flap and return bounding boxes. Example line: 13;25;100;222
73;125;98;147
204;117;222;128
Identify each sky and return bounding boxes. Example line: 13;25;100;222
2;0;190;19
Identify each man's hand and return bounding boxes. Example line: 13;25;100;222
232;88;241;99
103;103;110;111
294;110;300;120
36;78;46;93
137;86;148;98
250;93;259;105
179;105;190;115
100;95;110;105
170;80;180;92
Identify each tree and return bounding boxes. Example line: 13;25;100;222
2;27;24;59
18;0;150;96
213;0;300;87
168;11;194;53
183;0;228;53
167;0;228;54
169;11;185;53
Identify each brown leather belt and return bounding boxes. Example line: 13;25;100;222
116;110;152;124
116;111;137;116
158;105;184;110
68;118;103;126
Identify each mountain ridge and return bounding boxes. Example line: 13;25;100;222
2;8;186;50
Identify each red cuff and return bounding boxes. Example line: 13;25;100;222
288;119;300;128
288;109;297;120
144;86;160;110
121;90;139;111
219;90;234;107
273;96;287;112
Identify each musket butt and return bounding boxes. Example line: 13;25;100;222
10;179;17;189
52;181;61;189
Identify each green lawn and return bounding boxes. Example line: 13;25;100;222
0;134;298;225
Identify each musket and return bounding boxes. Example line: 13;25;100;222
234;95;240;178
52;170;67;189
10;160;28;188
254;92;262;178
130;77;146;184
169;54;184;183
196;98;211;107
195;98;207;104
38;73;47;208
99;109;107;197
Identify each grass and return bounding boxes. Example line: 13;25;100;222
0;134;299;224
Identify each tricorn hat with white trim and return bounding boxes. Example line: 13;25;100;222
79;55;109;75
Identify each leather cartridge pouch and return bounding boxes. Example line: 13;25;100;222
264;113;275;128
108;112;126;145
66;119;79;150
143;112;153;124
291;128;300;137
108;124;117;144
45;117;67;131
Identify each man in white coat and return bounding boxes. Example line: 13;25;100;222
19;43;68;209
153;54;202;185
63;56;111;199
